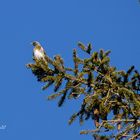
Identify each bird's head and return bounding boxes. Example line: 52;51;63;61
31;41;41;47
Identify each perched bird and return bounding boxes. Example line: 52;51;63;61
32;41;46;61
31;41;48;70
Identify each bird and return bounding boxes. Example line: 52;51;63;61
31;41;46;61
31;41;49;71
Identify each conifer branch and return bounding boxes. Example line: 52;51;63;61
27;42;140;139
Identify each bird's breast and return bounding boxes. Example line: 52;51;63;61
34;49;44;59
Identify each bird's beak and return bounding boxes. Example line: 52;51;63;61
30;42;33;46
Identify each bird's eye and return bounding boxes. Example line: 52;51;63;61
32;41;40;46
32;42;36;46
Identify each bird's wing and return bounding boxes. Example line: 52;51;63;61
40;47;46;56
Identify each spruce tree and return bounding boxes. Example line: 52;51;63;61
27;42;140;140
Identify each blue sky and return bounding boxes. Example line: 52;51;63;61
0;0;140;140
